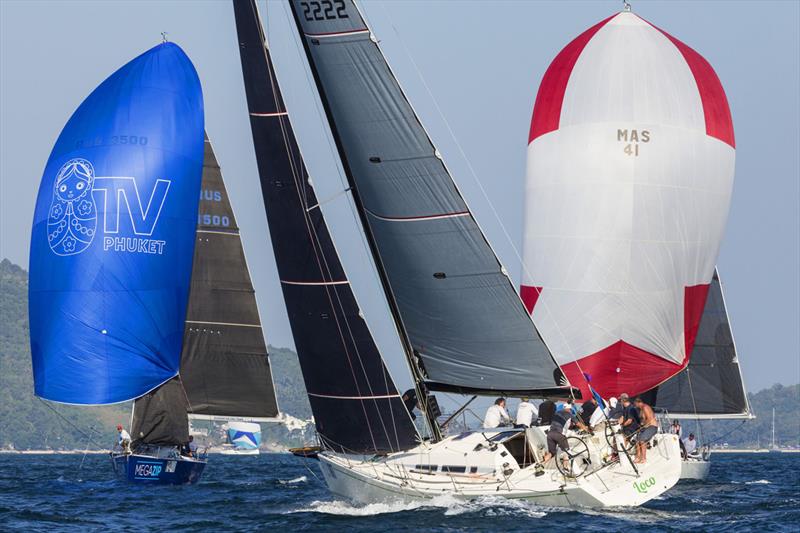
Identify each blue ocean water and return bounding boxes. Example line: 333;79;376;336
0;452;797;532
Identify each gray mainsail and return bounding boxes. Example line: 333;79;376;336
288;0;565;396
641;269;752;419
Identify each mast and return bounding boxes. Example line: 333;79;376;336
286;1;440;441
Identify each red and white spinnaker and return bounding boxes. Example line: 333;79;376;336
522;10;735;398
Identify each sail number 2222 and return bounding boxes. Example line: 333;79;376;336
301;0;348;21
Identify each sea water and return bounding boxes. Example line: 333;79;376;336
0;453;797;531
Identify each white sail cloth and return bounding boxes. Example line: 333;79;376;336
522;12;735;398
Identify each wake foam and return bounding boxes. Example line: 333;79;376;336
279;476;307;485
286;494;551;518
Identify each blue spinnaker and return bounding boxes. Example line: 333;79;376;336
29;43;204;404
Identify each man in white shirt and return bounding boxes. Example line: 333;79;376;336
116;424;131;453
515;397;538;427
683;433;698;455
484;398;511;428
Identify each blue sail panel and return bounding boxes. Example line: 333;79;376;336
29;43;204;404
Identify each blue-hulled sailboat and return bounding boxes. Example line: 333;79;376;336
29;41;279;485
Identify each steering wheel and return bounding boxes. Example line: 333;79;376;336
556;435;592;478
605;423;637;455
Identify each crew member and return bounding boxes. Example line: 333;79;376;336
579;397;598;427
542;404;588;466
634;397;658;463
483;397;511;428
683;433;698;456
116;424;131;453
515;397;538;428
402;388;418;420
620;394;640;437
537;398;556;426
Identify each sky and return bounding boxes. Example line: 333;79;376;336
1;0;798;408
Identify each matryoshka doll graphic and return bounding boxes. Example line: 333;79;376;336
47;158;97;255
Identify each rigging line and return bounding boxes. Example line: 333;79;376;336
264;4;401;451
379;4;587;383
273;1;416;449
277;0;394;328
268;52;383;456
37;397;105;449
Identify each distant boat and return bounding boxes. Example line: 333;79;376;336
221;421;262;455
29;42;279;485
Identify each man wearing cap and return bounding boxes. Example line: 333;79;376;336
116;424;131;453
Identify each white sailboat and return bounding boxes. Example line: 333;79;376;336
230;0;681;508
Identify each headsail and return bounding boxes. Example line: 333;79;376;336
131;377;190;447
640;269;752;418
288;0;563;396
232;0;418;453
179;135;279;422
522;11;736;399
29;43;204;405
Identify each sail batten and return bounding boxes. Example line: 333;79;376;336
233;0;417;453
288;0;563;394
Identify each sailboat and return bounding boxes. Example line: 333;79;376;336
231;0;681;507
220;421;262;455
640;270;753;479
29;42;279;484
120;132;280;481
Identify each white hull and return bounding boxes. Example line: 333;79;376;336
218;448;259;456
316;427;681;508
680;458;711;480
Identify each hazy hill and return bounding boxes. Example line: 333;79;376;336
1;258;797;450
0;258;310;450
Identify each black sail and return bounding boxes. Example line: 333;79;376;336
131;377;189;447
640;269;752;418
131;134;279;443
179;135;279;421
288;0;563;395
232;0;417;453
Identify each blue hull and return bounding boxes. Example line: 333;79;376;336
112;453;206;485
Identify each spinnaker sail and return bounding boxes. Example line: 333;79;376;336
522;11;736;398
233;0;418;453
288;0;564;396
29;42;204;405
640;269;752;418
227;421;261;450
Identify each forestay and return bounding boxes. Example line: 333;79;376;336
179;135;279;422
233;0;417;453
288;0;562;394
640;270;752;418
28;43;204;405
